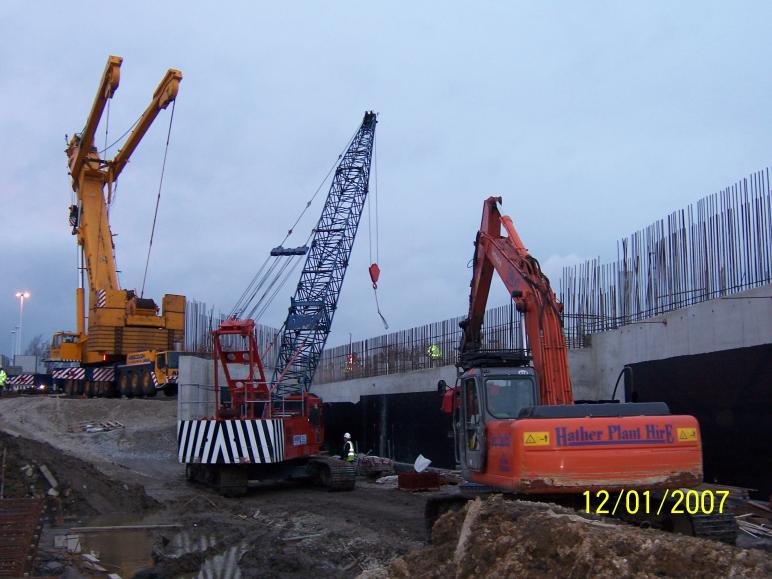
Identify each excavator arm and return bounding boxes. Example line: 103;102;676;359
461;196;573;405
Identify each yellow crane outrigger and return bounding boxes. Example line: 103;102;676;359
50;55;186;398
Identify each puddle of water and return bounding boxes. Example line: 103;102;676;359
173;537;248;579
76;528;156;577
54;524;246;579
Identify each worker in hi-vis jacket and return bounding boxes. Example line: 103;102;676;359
342;433;356;462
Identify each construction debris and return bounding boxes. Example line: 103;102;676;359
398;471;441;492
357;455;395;478
69;420;124;433
737;515;772;539
38;464;58;489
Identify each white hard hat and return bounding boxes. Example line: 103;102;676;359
344;432;351;439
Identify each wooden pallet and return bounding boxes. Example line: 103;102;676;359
0;498;45;578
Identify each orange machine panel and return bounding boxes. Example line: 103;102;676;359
479;414;702;493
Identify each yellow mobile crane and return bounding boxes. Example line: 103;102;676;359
49;55;185;398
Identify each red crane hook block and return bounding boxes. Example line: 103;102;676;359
369;263;381;289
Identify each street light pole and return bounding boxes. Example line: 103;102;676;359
14;291;30;357
10;328;17;361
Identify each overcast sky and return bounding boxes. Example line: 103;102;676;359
2;1;772;360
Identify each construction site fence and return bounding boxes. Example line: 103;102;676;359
316;166;772;384
314;304;525;384
559;166;772;341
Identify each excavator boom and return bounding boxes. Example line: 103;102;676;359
463;197;572;405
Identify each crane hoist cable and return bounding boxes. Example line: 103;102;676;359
99;111;142;157
140;99;176;298
248;228;315;321
368;136;389;330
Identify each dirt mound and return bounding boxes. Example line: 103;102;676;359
0;396;180;494
0;431;158;517
388;496;772;578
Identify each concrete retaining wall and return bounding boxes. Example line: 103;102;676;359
577;283;772;400
312;284;772;404
311;365;458;403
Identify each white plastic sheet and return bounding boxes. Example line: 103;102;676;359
414;454;432;472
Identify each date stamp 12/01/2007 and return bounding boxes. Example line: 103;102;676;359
582;489;730;516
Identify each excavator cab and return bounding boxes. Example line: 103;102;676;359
449;351;538;475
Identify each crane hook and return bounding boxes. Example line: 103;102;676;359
368;263;381;289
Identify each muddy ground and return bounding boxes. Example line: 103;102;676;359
0;396;428;578
1;395;770;578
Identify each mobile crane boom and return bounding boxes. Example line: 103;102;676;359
50;56;185;398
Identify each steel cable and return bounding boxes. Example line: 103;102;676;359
140;100;176;298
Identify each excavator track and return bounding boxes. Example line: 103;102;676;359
620;489;739;544
689;512;738;543
310;457;356;491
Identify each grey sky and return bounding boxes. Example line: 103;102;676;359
2;1;772;359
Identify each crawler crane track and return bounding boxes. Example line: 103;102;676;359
312;457;356;491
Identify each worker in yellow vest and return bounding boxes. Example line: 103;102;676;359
0;368;7;393
342;433;356;463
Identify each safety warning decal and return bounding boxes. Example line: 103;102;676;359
523;432;550;446
677;427;698;442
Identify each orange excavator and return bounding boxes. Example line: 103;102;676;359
427;196;735;542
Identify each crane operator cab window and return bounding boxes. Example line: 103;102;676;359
485;376;537;419
157;352;180;370
464;379;481;450
51;333;78;348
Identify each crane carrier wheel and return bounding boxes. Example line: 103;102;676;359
141;370;156;397
424;490;737;545
118;373;131;397
130;372;142;397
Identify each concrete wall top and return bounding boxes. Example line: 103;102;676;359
586;283;772;399
311;365;458;404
